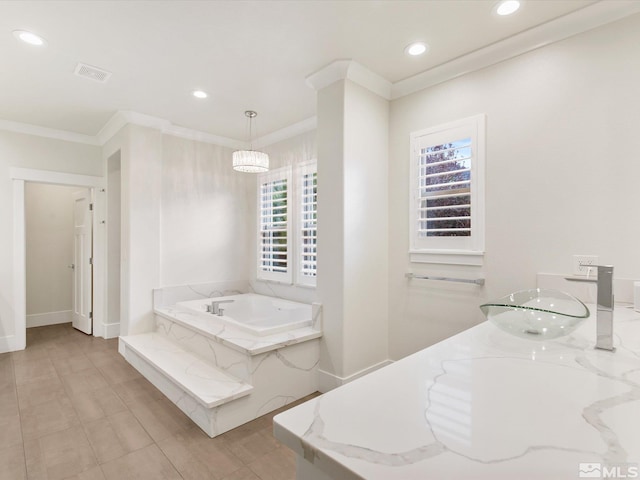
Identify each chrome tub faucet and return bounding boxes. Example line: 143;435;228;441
206;299;235;316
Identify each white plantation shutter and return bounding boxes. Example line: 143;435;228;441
418;139;472;237
410;115;485;264
258;167;292;282
297;163;317;286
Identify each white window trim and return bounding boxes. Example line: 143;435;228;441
409;114;486;266
295;161;317;287
257;166;293;284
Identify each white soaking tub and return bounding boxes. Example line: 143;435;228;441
176;293;312;336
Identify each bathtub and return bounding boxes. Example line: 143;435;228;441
176;293;312;337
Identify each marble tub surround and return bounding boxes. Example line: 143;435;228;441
119;333;253;408
152;280;248;308
155;301;322;356
121;289;322;437
274;306;640;480
154;312;321;383
177;294;314;336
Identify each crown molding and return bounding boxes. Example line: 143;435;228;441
0;111;314;151
306;60;392;100
98;110;245;149
0;118;100;146
162;124;246;150
257;116;317;148
120;110;172;131
1;110;249;150
391;0;640;99
95;111;129;145
306;59;351;91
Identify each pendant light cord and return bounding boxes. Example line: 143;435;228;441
245;110;258;152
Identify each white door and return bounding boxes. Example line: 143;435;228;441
72;189;93;334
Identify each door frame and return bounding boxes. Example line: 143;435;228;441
11;167;105;350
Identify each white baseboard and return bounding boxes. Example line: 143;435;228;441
0;334;25;354
26;310;72;328
102;322;120;339
318;359;393;393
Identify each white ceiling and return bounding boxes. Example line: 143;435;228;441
0;0;603;142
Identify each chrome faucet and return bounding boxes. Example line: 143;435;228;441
206;299;235;316
566;265;615;351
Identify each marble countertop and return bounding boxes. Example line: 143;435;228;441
274;305;640;479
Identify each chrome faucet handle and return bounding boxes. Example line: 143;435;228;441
565;277;597;283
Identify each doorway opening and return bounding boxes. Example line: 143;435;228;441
25;183;93;334
11;167;105;351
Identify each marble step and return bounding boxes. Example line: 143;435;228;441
119;333;253;408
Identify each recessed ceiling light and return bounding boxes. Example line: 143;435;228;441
192;90;208;99
495;0;521;16
12;30;46;46
405;42;429;57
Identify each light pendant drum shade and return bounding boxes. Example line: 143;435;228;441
232;150;269;173
233;110;269;173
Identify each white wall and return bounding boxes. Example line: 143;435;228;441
342;80;389;377
0;131;101;349
105;126;256;336
316;79;390;387
25;183;78;323
121;125;162;335
388;13;640;359
249;130;317;304
316;81;346;384
161;134;252;287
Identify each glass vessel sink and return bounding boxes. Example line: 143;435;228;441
480;289;590;340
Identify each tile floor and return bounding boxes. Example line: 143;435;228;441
0;323;318;480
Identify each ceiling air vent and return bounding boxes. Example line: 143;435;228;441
74;62;112;83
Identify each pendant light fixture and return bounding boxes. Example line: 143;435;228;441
232;110;269;173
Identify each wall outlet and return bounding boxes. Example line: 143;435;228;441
572;255;598;276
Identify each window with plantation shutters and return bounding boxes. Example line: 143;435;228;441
258;167;292;282
297;163;317;286
410;115;485;265
419;139;472;237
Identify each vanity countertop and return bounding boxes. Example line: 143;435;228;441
274;306;640;479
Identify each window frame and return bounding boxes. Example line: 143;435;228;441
256;161;318;286
257;166;293;283
409;114;486;265
295;161;318;287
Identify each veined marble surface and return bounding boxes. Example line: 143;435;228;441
155;302;322;356
121;333;252;408
152;281;247;308
274;306;640;480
